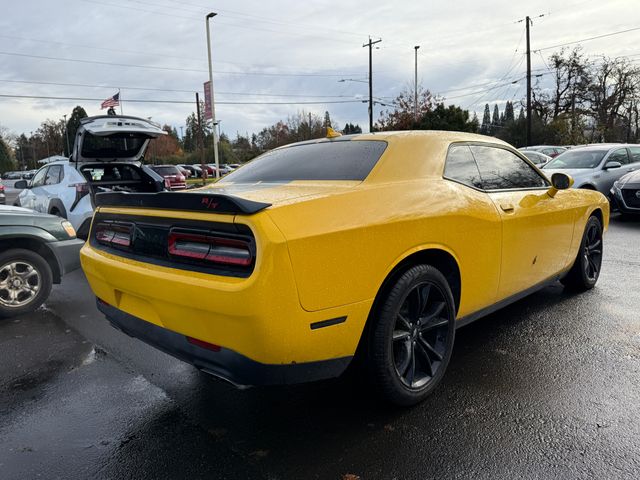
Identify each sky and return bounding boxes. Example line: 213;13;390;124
0;0;638;141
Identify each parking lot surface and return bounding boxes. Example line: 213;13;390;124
1;215;639;479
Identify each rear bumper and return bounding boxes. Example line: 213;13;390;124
97;299;352;386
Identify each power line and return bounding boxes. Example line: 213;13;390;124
0;93;364;105
0;51;364;77
534;26;640;52
0;78;363;98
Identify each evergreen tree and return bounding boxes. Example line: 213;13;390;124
324;111;332;129
65;106;88;156
518;107;525;121
491;104;500;133
504;101;515;123
0;137;14;173
480;104;491;134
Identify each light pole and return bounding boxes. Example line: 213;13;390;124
206;12;220;179
63;114;70;157
414;46;420;124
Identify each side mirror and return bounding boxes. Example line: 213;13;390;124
604;161;622;170
547;173;573;198
14;180;28;189
551;172;572;190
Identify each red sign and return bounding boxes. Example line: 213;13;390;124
203;81;212;121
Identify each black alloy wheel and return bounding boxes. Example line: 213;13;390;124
561;215;603;291
369;265;456;406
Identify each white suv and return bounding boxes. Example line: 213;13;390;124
15;115;167;238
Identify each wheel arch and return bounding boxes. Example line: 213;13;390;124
352;246;462;363
0;237;62;284
48;198;68;218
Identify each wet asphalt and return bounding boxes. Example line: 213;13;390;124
1;215;639;480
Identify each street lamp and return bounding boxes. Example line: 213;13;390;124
206;12;220;180
338;78;369;84
414;46;420;123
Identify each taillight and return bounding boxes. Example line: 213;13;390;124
95;223;133;249
168;230;253;267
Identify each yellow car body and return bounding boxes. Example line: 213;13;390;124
80;131;609;389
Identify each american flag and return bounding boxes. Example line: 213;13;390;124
101;92;120;109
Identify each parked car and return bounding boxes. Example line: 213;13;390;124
542;144;640;196
176;165;191;178
610;167;640;219
189;165;204;177
520;150;552;166
178;164;198;178
80;131;608;406
3;171;24;180
519;145;567;158
0;184;5;205
0;205;84;317
150;165;187;190
14;115;167;238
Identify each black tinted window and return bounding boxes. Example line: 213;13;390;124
221;140;387;183
471;146;548;190
82;133;147;158
444;145;483;189
45;165;63;185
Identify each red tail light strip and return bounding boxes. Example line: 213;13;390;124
168;230;253;267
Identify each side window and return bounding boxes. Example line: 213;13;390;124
471;146;549;190
30;167;48;188
45;165;64;185
629;147;640;164
608;148;630;165
542;148;555;156
443;145;483;189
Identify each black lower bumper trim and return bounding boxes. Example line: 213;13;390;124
97;299;352;386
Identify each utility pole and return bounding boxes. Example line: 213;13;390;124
63;114;70;157
206;12;220;180
414;45;420;124
196;92;206;186
363;37;382;133
525;15;532;146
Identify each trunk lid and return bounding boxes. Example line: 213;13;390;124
73;115;167;163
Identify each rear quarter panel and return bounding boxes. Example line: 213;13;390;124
266;178;503;317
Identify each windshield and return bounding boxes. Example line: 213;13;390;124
81;133;148;159
220;140;387;183
544;149;607;169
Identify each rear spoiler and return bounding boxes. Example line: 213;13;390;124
95;191;271;215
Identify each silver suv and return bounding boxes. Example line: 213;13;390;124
542;144;640;195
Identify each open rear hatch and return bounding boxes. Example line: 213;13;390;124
71;116;168;207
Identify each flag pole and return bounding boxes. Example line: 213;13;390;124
119;89;123;115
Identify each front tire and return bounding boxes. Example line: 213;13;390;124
368;265;456;406
561;215;603;291
0;249;53;318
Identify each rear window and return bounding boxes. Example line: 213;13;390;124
152;166;180;176
220;140;387;183
82;133;148;158
81;164;142;182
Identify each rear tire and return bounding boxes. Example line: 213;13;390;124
367;265;456;406
0;249;53;318
561;216;603;291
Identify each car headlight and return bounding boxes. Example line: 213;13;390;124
61;220;77;238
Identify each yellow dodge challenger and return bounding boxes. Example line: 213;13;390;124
80;131;609;406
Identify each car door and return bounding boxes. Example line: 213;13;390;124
40;164;64;213
626;146;640;174
598;148;629;193
21;166;48;211
442;144;502;314
469;145;575;301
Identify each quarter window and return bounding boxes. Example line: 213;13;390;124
444;145;483;189
470;146;548;190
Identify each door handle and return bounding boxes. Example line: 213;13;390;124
500;203;515;212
